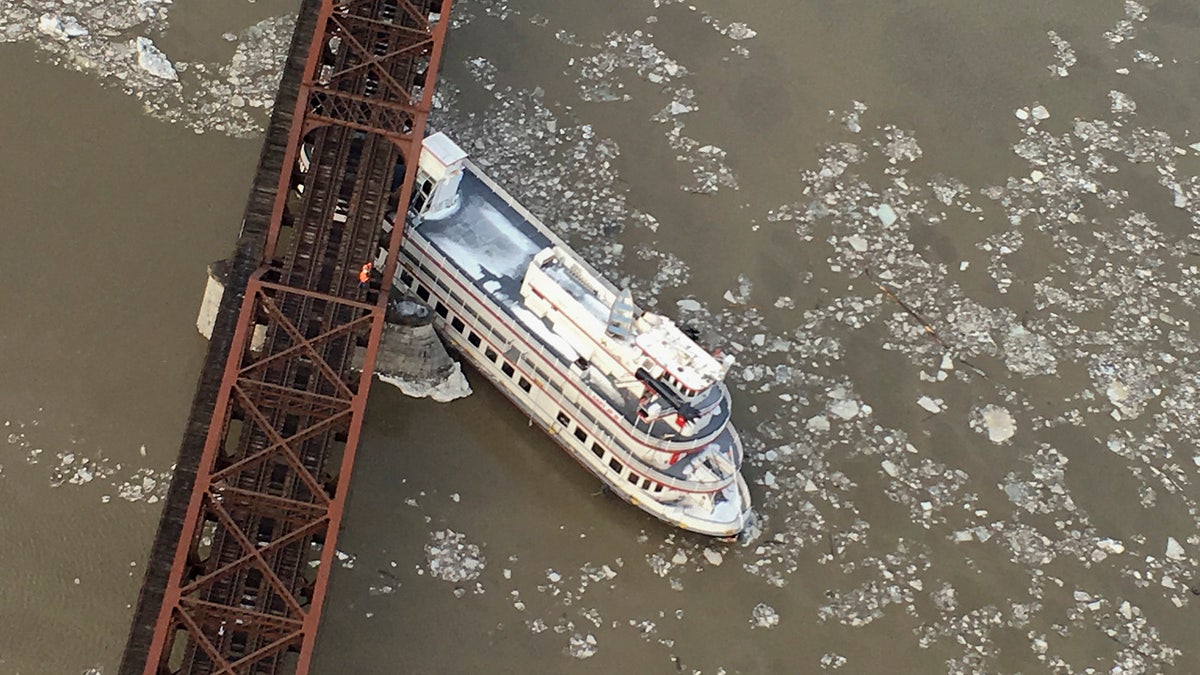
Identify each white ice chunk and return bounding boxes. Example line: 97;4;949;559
134;37;178;81
726;23;757;40
877;204;898;227
1166;537;1185;561
378;362;472;403
1109;90;1137;114
829;399;859;421
750;602;779;628
568;633;598;659
917;396;942;414
38;14;87;40
979;405;1015;443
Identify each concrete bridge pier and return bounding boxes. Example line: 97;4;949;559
198;262;468;401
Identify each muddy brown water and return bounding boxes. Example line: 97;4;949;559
2;1;1199;673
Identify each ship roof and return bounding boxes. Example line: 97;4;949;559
416;163;724;389
416;170;549;291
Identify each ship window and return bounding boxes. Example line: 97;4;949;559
467;332;481;348
590;443;604;458
627;472;639;485
419;262;433;276
450;291;463;305
450;316;465;333
399;270;413;286
654;483;664;493
556;412;569;426
609;458;622;473
478;317;492;332
416;285;430;301
485;347;498;362
464;304;478;318
435;278;449;292
518;377;532;393
535;367;549;382
641;478;652;490
434;302;448;318
573;427;587;442
501;362;514;377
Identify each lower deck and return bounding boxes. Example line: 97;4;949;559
399;259;750;536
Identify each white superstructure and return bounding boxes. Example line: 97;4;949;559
373;133;751;536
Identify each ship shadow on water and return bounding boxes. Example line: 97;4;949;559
357;360;683;542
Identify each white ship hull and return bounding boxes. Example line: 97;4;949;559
389;135;752;537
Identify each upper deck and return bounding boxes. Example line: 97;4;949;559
408;155;733;446
415;169;551;315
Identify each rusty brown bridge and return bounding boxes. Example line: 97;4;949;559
119;1;453;672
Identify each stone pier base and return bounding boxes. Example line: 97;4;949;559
355;298;472;402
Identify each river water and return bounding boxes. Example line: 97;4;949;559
2;0;1199;673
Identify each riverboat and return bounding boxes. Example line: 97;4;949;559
306;131;752;537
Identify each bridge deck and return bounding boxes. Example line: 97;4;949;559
119;1;454;673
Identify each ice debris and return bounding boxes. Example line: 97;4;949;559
750;602;779;628
972;405;1015;443
567;632;598;659
426;530;485;583
1165;537;1185;561
133;37;177;81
